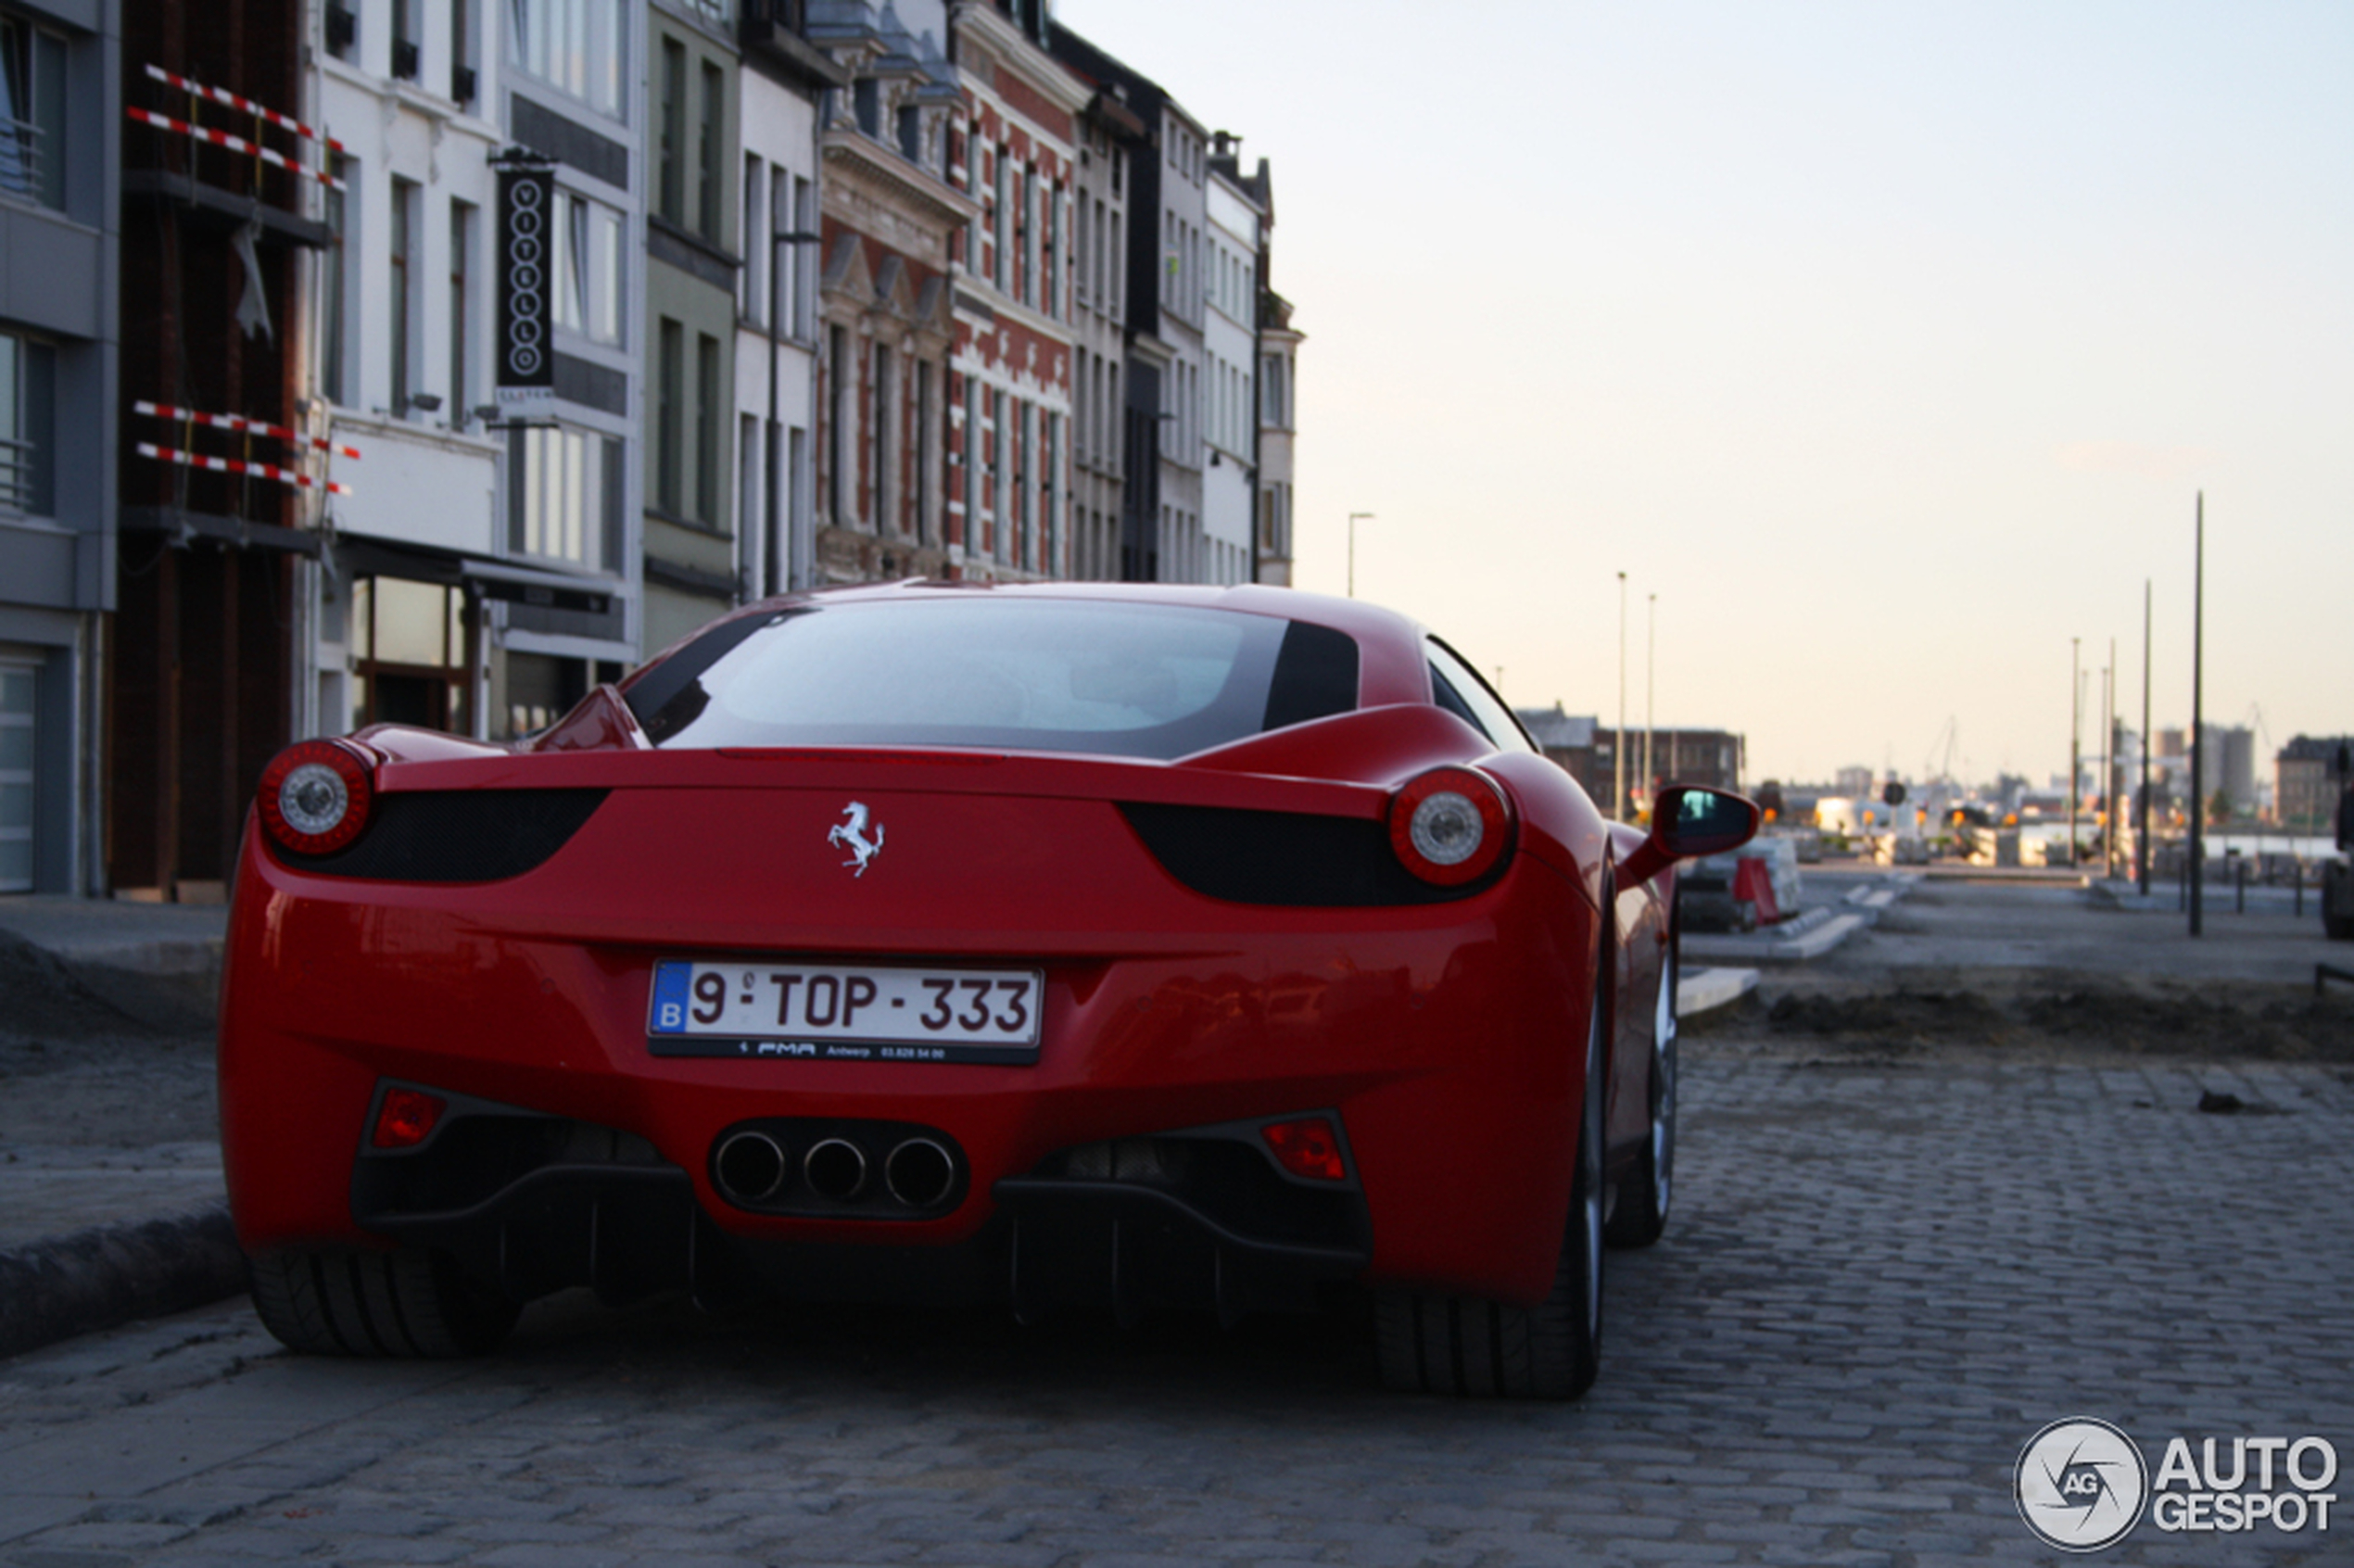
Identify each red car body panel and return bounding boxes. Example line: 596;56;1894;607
219;584;1676;1311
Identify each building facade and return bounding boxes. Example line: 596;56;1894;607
485;0;647;736
1062;78;1137;580
641;0;744;655
1199;147;1258;587
736;2;839;599
804;0;968;582
944;0;1083;582
1255;282;1298;585
111;0;321;901
306;0;504;761
2276;734;2352;833
0;0;115;892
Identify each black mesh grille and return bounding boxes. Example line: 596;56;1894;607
1120;802;1496;906
274;790;609;883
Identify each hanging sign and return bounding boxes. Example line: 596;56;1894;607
496;166;556;411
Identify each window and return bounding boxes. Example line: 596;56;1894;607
449;199;473;417
389;179;417;412
319;159;349;403
695;332;721;525
656;318;683;514
914;360;931;546
449;0;475;103
827;324;848;522
630;599;1310;761
986;389;1003;557
0;662;33;890
349;576;469;734
1260;353;1286;426
392;0;421;80
508;0;626;120
787;174;811;337
1011;398;1027;563
657;38;686;226
1020;168;1036;308
962;375;979;541
1042;411;1057;574
868;342;891;531
512;424;621;569
993;152;1009;295
740;152;765;322
550;187;623;346
896;103;919;164
697;60;724;240
0;15;66;209
0;330;52;515
1426;639;1536;755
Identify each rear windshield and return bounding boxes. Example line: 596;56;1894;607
626;598;1358;760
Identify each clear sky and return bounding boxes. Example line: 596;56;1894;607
1058;0;2354;787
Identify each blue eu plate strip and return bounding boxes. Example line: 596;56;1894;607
648;961;692;1034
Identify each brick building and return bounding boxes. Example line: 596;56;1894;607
806;0;970;581
945;0;1085;581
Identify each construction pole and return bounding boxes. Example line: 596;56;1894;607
2105;639;2117;879
1615;572;1628;822
2190;493;2205;937
1644;592;1656;806
2069;637;2081;867
2137;578;2151;894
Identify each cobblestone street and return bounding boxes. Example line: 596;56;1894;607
5;1045;2348;1566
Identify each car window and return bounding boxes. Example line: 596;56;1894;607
629;600;1351;761
1426;639;1537;755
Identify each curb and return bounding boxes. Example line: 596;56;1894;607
1678;967;1759;1016
0;1204;247;1360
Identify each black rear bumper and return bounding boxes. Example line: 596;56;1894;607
348;1092;1373;1320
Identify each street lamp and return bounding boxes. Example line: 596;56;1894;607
1645;591;1656;807
1347;512;1375;598
1616;571;1628;822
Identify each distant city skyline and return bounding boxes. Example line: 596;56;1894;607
1065;0;2353;785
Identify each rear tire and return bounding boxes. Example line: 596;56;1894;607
247;1248;518;1358
1607;914;1677;1249
1375;1003;1606;1400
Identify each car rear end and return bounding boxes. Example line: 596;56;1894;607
221;589;1603;1323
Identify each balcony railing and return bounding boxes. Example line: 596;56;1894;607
0;436;37;512
0;117;47;205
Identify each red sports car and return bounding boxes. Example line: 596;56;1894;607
220;583;1755;1398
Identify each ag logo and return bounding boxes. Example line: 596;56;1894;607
2018;1418;2148;1552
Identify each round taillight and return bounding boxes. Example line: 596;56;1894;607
257;739;375;856
1389;765;1512;886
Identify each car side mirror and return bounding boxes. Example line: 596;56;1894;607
1616;785;1763;887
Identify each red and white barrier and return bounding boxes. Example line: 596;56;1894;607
133;401;361;460
136;442;352;496
143;63;347;153
127;106;347;189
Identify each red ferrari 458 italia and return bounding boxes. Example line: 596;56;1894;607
220;582;1755;1398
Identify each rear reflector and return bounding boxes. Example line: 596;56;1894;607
372;1088;446;1149
1260;1117;1347;1182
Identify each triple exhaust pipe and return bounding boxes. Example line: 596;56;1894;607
713;1127;960;1213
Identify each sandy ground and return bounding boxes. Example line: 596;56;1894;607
1690;869;2354;1067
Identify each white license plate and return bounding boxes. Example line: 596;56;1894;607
646;959;1043;1066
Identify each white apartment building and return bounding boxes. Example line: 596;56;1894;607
304;0;645;744
1201;160;1259;587
735;19;835;597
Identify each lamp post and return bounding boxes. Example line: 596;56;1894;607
1644;591;1656;808
2069;637;2081;866
1616;572;1628;822
1347;512;1374;598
